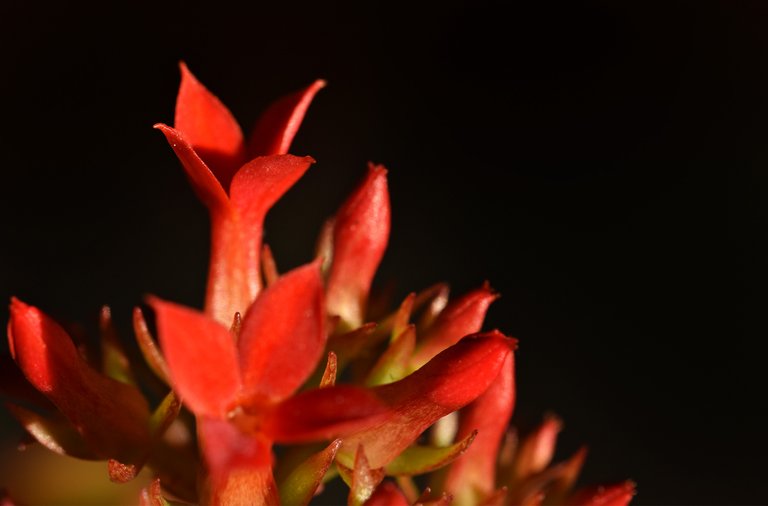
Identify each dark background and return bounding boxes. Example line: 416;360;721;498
0;0;764;503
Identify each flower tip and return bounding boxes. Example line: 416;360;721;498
367;161;388;176
9;296;28;314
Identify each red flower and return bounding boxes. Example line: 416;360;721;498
155;63;324;325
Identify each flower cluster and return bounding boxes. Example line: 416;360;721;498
0;64;635;505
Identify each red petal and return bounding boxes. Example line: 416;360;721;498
327;164;391;327
340;331;515;468
229;154;315;301
411;283;498;369
148;297;241;418
197;417;278;506
365;482;410;506
7;299;151;460
262;385;388;443
248;79;326;157
174;62;246;189
154;124;229;211
445;352;515;502
238;262;325;403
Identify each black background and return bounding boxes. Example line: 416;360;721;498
0;0;764;504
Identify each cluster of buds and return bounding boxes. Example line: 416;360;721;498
0;64;635;505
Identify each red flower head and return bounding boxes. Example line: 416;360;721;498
155;63;324;325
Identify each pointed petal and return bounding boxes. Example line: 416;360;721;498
327;164;391;328
238;262;325;403
262;385;388;443
340;331;515;469
569;481;636;506
8;299;151;461
411;283;498;369
385;430;476;476
229;154;316;301
248;79;326;157
148;297;241;418
6;403;94;459
445;351;515;502
132;307;171;384
154;124;229;212
366;481;410;506
197;417;278;506
175;62;246;188
278;439;342;506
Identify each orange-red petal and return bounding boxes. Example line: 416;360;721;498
229;154;315;301
262;385;388;443
411;283;498;369
148;297;241;418
175;62;246;189
248;79;326;157
238;262;325;403
340;331;515;468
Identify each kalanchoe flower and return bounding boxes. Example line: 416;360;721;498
1;65;634;506
156;63;323;325
148;262;388;504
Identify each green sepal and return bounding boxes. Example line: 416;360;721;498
278;439;342;506
385;429;477;476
